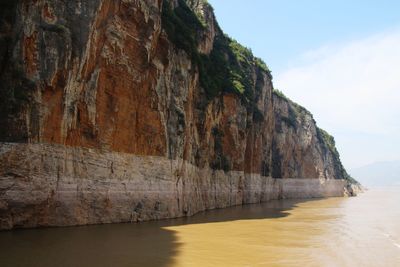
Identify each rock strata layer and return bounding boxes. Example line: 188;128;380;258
0;0;359;229
0;143;355;230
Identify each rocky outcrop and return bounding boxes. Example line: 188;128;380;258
0;0;358;229
271;93;351;180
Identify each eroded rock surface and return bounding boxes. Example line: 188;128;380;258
0;143;354;230
0;0;359;229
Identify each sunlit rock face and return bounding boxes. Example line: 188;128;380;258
0;0;358;229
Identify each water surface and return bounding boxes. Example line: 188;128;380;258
1;187;399;267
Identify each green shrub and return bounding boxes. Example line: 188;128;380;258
316;128;336;153
232;80;245;94
161;0;271;103
161;0;204;60
273;89;289;100
255;57;269;72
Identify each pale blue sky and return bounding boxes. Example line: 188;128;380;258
208;0;400;72
208;0;400;170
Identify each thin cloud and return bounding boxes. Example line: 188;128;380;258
275;29;400;168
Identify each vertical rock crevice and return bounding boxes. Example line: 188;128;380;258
0;0;360;229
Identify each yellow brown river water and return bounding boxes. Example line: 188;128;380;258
1;187;399;267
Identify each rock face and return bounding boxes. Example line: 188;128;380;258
271;94;350;180
0;0;358;230
0;143;354;230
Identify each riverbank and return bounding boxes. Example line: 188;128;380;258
0;143;360;230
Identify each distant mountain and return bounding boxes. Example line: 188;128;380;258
350;161;400;187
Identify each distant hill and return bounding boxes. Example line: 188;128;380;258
350;161;400;187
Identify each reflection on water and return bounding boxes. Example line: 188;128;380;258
0;188;399;267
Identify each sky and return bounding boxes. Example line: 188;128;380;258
208;0;400;169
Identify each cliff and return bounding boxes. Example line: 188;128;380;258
0;0;359;230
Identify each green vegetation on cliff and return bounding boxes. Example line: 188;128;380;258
162;0;355;182
161;0;271;102
273;89;312;129
273;89;356;183
317;128;338;157
272;89;289;101
161;0;205;59
316;127;358;183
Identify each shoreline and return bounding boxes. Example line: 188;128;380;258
0;142;360;230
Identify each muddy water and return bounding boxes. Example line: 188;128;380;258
1;187;399;267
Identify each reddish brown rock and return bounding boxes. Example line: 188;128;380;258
0;0;359;229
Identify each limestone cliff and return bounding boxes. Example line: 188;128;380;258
0;0;358;230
